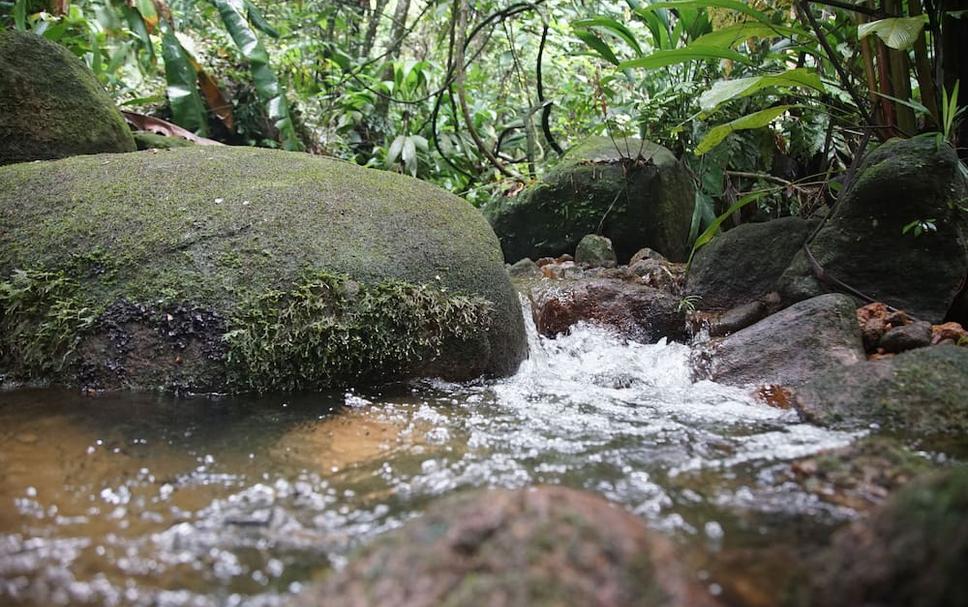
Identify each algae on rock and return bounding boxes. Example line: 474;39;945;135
0;146;526;392
0;30;136;165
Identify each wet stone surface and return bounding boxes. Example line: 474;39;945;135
0;306;924;607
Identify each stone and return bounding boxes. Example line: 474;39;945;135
483;137;695;263
708;294;865;387
292;486;721;607
857;302;912;351
0;146;526;393
575;234;617;267
0;30;136;165
630;247;667;265
808;467;968;607
132;131;195;150
708;300;768;337
508;257;543;279
527;278;686;343
779;134;968;322
932;321;968;345
879;320;932;353
686;217;815;311
795;344;968;439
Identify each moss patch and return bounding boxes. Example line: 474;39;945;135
0;30;136;165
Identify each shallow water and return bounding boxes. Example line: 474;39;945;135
0;308;867;606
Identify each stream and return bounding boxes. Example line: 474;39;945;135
0;305;864;606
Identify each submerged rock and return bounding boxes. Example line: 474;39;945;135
575;233;617;267
0;146;526;392
795;344;968;439
686;217;814;311
0;30;136;165
709;294;865;387
780;134;968;322
294;486;720;607
527;278;686;343
483;137;695;263
807;466;968;607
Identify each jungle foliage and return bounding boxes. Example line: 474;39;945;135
1;0;966;235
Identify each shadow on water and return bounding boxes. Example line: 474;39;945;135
0;315;886;606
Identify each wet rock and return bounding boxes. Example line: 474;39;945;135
708;300;768;338
483;137;695;262
630;258;685;293
709;294;865;387
294;486;720;607
857;302;912;351
0;30;136;165
784;436;932;513
528;278;686;343
686;217;814;311
508;257;543;279
780;134;968;322
630;247;667;265
0;147;526;392
879;320;932;353
807;466;968;607
575;234;617;267
795;344;968;439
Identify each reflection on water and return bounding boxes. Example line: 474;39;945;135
0;311;865;606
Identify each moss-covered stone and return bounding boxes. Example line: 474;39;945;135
0;30;136;165
132;131;195;150
806;466;968;607
779;134;968;322
482;137;695;263
795;344;968;441
574;233;617;267
0;146;526;392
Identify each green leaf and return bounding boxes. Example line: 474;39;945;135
244;0;280;38
212;0;302;150
402;137;417;176
699;69;824;112
688;190;768;264
573;17;643;56
858;15;928;50
14;0;26;31
387;135;405;166
635;1;771;25
575;30;620;65
161;26;208;135
122;5;155;63
618;45;747;69
695;105;792;155
692;21;802;48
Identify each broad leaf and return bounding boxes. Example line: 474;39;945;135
14;0;26;30
688;191;768;263
699;69;824;112
161;26;209;135
618;45;747;69
858;15;928;50
695;105;792;155
693;21;802;48
573;17;643;55
635;1;771;25
575;30;620;65
245;0;280;38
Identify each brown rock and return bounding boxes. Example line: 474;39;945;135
294;486;721;607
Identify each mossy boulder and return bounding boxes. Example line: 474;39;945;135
0;30;136;165
482;137;695;263
806;466;968;607
795;344;968;441
575;233;617;267
686;217;815;311
779;135;968;322
0;146;526;393
132;131;195;150
292;486;721;607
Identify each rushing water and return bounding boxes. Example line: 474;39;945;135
0;306;865;606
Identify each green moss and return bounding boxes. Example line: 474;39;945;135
0;269;99;377
0;146;526;389
223;271;492;392
132;131;195;150
0;30;136;165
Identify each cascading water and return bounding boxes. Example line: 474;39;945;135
0;301;864;606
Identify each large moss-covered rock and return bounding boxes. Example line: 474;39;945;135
779;135;968;322
807;467;968;607
796;344;968;440
0;30;136;165
292;486;720;607
483;137;695;263
686;217;814;311
0;146;526;392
